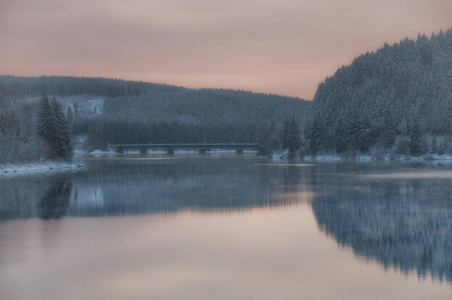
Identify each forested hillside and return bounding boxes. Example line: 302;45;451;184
308;29;452;156
79;89;309;149
0;76;310;156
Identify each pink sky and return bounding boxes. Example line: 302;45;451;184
1;0;451;99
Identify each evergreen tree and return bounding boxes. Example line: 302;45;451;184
287;118;301;157
73;101;78;118
37;95;55;143
0;112;6;135
66;106;73;129
267;121;281;153
52;98;72;160
258;126;271;156
36;96;72;160
282;117;301;158
258;121;280;156
382;114;396;150
308;115;324;154
309;29;452;155
334;117;350;153
430;137;439;154
282;119;290;150
409;123;423;156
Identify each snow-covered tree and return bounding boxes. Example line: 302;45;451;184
66;106;73;129
36;96;72;161
36;95;54;143
409;123;424;156
308;28;452;155
0;112;6;135
51;98;72;160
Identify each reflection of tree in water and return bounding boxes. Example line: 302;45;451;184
312;177;452;283
0;159;313;219
38;175;72;219
0;174;73;220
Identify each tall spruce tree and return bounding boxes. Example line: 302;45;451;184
37;95;54;143
287;118;301;157
0;112;6;135
308;115;324;154
282;117;301;158
258;125;271;156
66;106;73;129
282;119;290;150
37;96;72;160
334;116;350;153
51;98;72;160
409;123;423;156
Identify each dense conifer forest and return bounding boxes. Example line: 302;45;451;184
0;76;310;160
307;29;452;156
2;29;452;163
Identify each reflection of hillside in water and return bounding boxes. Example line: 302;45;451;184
312;172;452;283
0;158;312;219
69;158;312;216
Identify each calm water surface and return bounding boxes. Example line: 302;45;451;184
0;154;451;299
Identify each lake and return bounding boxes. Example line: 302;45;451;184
0;154;451;299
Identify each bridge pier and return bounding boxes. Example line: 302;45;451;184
199;148;207;155
236;148;243;154
167;148;175;155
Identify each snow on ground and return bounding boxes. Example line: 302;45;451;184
73;136;88;154
0;161;82;178
26;95;104;118
301;153;452;163
58;95;104;117
303;155;341;162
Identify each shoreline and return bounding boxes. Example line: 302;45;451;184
267;151;452;164
3;152;451;178
302;154;452;163
0;161;83;177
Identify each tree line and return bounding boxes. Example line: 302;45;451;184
0;76;310;162
72;89;309;152
306;29;452;157
0;81;72;163
5;29;450;160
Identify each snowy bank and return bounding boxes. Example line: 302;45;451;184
0;161;82;177
302;153;452;163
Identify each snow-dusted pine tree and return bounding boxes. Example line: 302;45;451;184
51;98;72;160
37;95;55;144
0;112;6;135
37;96;72;161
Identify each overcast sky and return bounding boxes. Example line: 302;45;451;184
1;0;451;99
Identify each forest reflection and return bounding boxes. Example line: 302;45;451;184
0;157;312;219
311;166;452;283
1;158;451;284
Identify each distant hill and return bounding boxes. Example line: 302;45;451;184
0;76;311;151
308;29;452;156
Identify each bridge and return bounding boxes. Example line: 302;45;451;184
109;143;259;155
